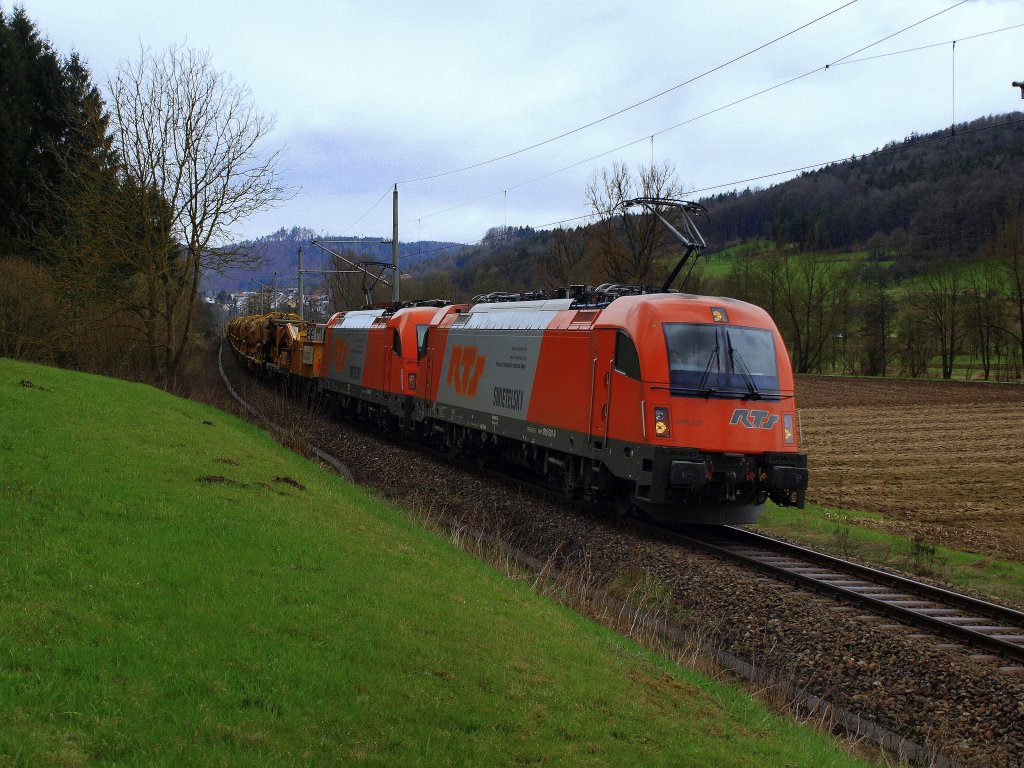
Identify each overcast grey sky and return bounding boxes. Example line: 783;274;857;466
13;0;1024;245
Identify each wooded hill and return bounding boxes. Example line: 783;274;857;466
701;113;1024;264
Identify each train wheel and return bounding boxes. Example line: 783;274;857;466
473;440;489;469
613;485;635;519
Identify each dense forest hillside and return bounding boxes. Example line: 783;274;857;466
700;113;1024;262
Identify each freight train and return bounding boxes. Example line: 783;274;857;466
226;287;807;525
226;201;807;525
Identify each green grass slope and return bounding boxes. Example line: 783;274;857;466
0;359;878;767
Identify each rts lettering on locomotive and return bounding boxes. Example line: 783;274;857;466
730;409;780;430
446;346;486;397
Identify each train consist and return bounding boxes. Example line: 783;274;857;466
226;287;807;525
227;200;806;525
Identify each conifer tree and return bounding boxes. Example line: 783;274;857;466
0;7;111;260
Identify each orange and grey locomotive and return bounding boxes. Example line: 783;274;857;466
408;291;805;524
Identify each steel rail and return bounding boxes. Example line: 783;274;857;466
651;523;1024;665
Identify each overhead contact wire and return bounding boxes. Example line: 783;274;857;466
396;1;860;185
825;0;968;68
518;16;1017;197
831;22;1024;67
411;5;994;230
529;117;1024;232
340;184;394;234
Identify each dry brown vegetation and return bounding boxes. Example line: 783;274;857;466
797;375;1024;561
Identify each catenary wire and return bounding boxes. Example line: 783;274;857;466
831;22;1024;67
340;184;394;235
373;115;1024;263
395;1;860;185
526;116;1024;233
825;0;967;68
409;9;1006;230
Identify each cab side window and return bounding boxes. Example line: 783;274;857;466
614;331;641;380
418;328;430;360
392;329;402;356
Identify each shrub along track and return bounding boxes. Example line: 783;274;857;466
216;347;1024;768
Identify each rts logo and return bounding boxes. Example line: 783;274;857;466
729;409;779;430
447;345;486;396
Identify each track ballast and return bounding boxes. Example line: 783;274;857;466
653;524;1024;666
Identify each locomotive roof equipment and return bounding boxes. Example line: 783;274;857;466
616;197;709;294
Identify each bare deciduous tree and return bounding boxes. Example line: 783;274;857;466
108;44;288;380
897;304;934;378
723;230;849;375
988;199;1024;369
322;251;393;311
910;261;965;379
0;257;60;361
964;260;1005;380
537;226;586;290
585;161;683;285
855;274;897;377
766;250;845;374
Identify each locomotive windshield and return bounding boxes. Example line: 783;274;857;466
663;323;779;399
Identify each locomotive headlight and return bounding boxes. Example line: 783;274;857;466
783;413;795;445
653;407;671;438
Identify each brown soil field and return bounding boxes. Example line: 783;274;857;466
796;375;1024;561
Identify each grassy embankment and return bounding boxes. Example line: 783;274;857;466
756;503;1024;608
0;359;880;766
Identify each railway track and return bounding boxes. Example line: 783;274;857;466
653;523;1024;666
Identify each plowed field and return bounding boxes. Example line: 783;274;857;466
797;376;1024;561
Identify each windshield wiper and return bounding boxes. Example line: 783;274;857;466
726;331;761;400
697;343;720;396
659;384;784;400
